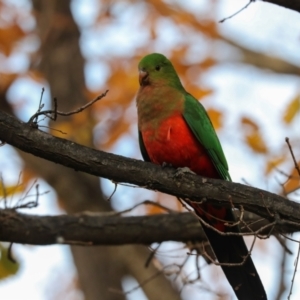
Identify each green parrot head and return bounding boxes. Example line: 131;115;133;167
138;53;184;90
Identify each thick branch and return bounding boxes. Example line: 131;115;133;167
262;0;300;13
0;210;200;245
223;36;300;76
0;110;299;227
0;209;289;246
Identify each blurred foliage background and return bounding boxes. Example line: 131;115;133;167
0;0;299;299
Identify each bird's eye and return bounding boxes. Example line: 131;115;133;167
155;65;161;71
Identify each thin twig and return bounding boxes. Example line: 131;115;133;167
0;174;7;208
275;234;293;255
7;243;16;264
106;182;118;202
38;125;67;135
174;254;190;281
193;242;250;268
14;183;49;209
109;265;172;296
286;137;300;176
288;236;300;299
38;88;45;111
275;237;288;300
10;172;23;204
15;179;38;208
280;234;300;244
28;90;109;124
285;137;300;298
56;237;94;246
145;243;161;268
219;0;254;23
117;200;177;216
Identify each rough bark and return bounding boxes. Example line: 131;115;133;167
262;0;300;13
0;210;287;246
0;109;299;226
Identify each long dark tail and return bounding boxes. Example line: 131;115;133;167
192;203;267;300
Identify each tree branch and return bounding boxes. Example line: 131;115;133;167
222;36;300;76
0;110;299;231
0;210;200;245
262;0;300;13
0;209;295;246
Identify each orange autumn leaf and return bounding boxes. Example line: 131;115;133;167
200;57;216;70
284;162;300;194
195;88;213;100
0;24;25;56
101;118;131;149
184;84;213;101
207;108;223;130
0;183;24;198
22;167;38;186
245;131;268;154
27;70;46;84
0;73;18;93
241;116;267;153
50;110;95;146
265;156;286;175
149;0;219;39
51;121;73;138
0;167;36;198
145;192;167;215
241;117;259;131
283;95;300;124
145;193;180;215
147;204;168;215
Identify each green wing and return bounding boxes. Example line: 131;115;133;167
183;94;231;181
138;130;151;162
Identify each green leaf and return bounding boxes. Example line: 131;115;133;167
0;243;19;280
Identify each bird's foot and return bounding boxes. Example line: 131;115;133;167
174;167;196;178
162;162;173;168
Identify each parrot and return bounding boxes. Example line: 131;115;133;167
136;53;267;300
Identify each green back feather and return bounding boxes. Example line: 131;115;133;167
183;94;231;181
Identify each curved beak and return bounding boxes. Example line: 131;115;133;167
139;69;149;86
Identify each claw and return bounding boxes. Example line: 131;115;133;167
162;162;173;168
174;167;196;178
